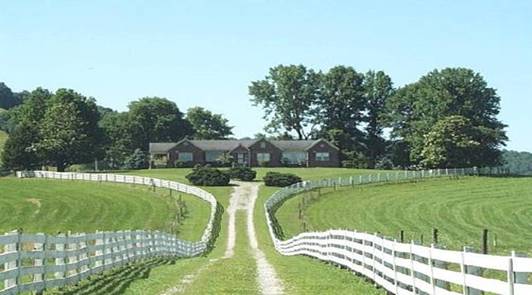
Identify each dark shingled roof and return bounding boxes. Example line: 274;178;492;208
149;142;179;154
189;140;256;151
149;139;337;153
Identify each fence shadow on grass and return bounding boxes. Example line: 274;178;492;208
49;258;176;295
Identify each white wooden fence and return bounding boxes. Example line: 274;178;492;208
1;171;218;295
265;168;532;295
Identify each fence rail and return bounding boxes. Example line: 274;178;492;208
264;167;532;295
1;171;218;295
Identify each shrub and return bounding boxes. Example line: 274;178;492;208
174;160;194;168
228;167;256;181
185;166;230;186
263;172;302;187
124;149;148;169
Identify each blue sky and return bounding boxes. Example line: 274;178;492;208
1;1;531;151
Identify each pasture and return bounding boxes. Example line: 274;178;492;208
275;175;532;255
0;177;210;241
122;167;385;294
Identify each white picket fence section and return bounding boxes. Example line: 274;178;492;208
0;171;218;295
265;167;532;295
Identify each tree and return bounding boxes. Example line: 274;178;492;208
317;66;366;157
127;97;193;151
8;88;53;127
420;116;505;168
1;122;41;170
249;65;321;139
36;89;102;171
502;150;532;174
99;111;133;168
386;68;507;167
0;82;22;110
363;70;394;168
186;107;233;139
124;148;148;169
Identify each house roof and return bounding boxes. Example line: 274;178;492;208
189;140;256;151
149;142;180;154
149;138;337;153
271;140;316;151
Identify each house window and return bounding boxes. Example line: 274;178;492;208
257;153;270;162
206;151;224;162
315;152;330;161
260;142;266;148
282;152;307;165
178;152;193;162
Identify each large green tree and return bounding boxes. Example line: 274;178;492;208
249;65;321;139
186;106;233;139
420;115;505;168
317;66;366;156
36;89;102;171
127;97;193;151
363;70;394;168
99;111;133;168
1;122;41;170
386;67;507;167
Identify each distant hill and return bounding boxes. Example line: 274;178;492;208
502;150;532;174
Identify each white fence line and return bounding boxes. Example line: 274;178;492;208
265;167;532;295
1;171;218;295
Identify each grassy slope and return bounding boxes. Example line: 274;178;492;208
0;177;209;241
276;176;532;255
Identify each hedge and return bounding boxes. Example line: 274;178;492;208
228;167;257;181
263;172;302;187
185;166;230;186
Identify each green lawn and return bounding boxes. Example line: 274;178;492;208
1;167;387;294
275;176;532;255
122;167;385;294
0;177;210;241
256;185;385;295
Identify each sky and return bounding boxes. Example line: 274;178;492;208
1;0;531;152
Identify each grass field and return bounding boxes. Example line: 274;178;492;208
256;185;385;294
1;167;387;294
0;177;210;241
276;176;532;255
121;167;385;294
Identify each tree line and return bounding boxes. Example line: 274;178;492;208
249;65;507;169
0;83;233;171
0;63;510;172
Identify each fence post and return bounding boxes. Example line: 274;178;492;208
429;244;436;294
33;233;46;293
409;240;417;294
392;239;399;295
3;230;20;293
55;233;66;280
508;254;515;295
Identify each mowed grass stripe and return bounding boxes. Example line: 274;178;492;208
0;178;210;241
276;176;532;255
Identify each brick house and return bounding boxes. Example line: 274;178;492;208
149;138;340;168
